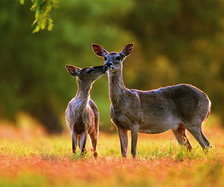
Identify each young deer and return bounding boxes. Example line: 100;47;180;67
65;64;108;157
92;43;211;158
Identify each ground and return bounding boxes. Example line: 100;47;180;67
0;118;224;186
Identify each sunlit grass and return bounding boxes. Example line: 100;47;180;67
1;131;223;161
0;122;223;186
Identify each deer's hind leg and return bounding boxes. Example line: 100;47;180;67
200;130;211;148
186;125;211;149
172;124;192;151
79;133;87;155
89;130;98;158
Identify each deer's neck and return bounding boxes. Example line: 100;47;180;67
75;79;91;108
108;69;127;104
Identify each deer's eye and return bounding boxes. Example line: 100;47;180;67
115;56;121;61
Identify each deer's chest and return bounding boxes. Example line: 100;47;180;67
109;90;143;129
71;105;95;134
110;105;142;130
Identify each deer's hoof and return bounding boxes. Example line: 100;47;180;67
122;155;127;159
81;148;87;155
93;152;98;158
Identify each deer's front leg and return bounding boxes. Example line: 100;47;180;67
117;128;128;158
131;125;139;159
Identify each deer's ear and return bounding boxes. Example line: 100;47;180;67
92;43;108;57
65;65;80;76
120;44;134;57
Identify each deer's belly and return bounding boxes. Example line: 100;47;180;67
110;106;180;133
138;119;180;134
138;128;169;134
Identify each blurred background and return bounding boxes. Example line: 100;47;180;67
0;0;224;133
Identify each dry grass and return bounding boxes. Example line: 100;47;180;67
0;119;224;186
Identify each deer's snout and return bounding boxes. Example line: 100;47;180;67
106;61;115;69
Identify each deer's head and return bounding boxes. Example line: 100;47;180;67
92;44;134;72
65;64;109;84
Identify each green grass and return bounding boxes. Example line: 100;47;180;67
0;125;223;186
1;132;222;160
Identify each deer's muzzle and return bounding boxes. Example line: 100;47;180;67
106;61;115;69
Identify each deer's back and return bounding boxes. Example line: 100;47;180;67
138;84;210;123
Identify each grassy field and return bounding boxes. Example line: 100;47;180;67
0;118;224;187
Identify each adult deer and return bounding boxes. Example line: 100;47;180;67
65;64;108;158
92;43;211;158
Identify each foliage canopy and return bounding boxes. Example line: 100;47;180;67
0;0;224;132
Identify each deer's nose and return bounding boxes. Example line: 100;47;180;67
106;61;115;69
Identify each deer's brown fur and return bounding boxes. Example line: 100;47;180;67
65;64;108;157
92;44;211;158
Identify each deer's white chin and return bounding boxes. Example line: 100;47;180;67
109;68;118;72
109;66;120;72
